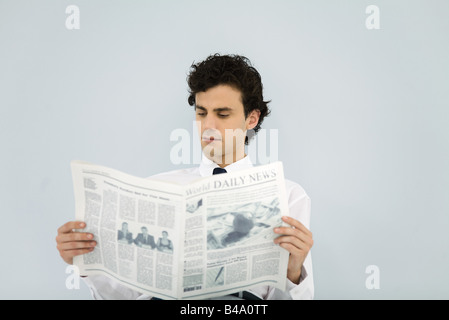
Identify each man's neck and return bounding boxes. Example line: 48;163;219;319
216;152;247;168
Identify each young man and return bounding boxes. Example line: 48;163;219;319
56;54;314;299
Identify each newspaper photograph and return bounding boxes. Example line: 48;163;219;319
71;160;290;299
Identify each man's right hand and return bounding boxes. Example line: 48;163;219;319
56;221;97;264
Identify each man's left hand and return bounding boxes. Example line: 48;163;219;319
274;216;313;284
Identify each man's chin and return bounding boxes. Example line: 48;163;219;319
201;147;225;165
202;150;220;163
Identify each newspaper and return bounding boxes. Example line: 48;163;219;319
71;160;290;300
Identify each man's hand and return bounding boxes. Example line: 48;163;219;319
274;216;313;284
56;221;96;264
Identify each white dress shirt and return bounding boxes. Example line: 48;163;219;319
82;155;314;300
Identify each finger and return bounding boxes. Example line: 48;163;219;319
276;232;312;245
57;221;86;234
61;247;95;261
274;227;313;248
274;235;306;250
58;240;97;251
274;231;313;251
281;216;312;236
278;242;302;255
274;225;308;241
56;232;94;244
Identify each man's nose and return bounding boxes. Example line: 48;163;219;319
202;114;216;130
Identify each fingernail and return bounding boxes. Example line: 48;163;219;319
79;222;86;228
87;234;93;239
274;228;280;233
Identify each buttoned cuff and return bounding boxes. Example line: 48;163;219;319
286;265;314;300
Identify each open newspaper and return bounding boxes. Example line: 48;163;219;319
71;160;290;300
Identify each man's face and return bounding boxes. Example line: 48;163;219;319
195;84;259;167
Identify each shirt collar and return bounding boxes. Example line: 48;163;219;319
199;154;253;177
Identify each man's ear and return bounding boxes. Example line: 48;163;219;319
246;109;261;130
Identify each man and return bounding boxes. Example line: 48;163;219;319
56;54;314;299
117;222;133;244
134;226;156;249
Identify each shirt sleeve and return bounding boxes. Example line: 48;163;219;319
285;254;314;299
82;275;152;300
277;184;314;300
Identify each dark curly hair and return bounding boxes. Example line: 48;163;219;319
187;54;271;144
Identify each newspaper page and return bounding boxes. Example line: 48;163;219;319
72;160;185;299
71;160;290;300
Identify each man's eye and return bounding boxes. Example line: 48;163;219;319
218;114;229;118
196;113;206;116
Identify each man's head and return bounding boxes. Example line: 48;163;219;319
187;54;271;167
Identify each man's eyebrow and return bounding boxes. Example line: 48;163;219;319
214;107;233;112
195;105;206;111
195;105;233;112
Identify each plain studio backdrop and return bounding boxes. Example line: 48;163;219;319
0;0;448;299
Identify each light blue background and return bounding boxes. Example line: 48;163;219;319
0;0;448;299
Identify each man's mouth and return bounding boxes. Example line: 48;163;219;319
202;136;221;143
